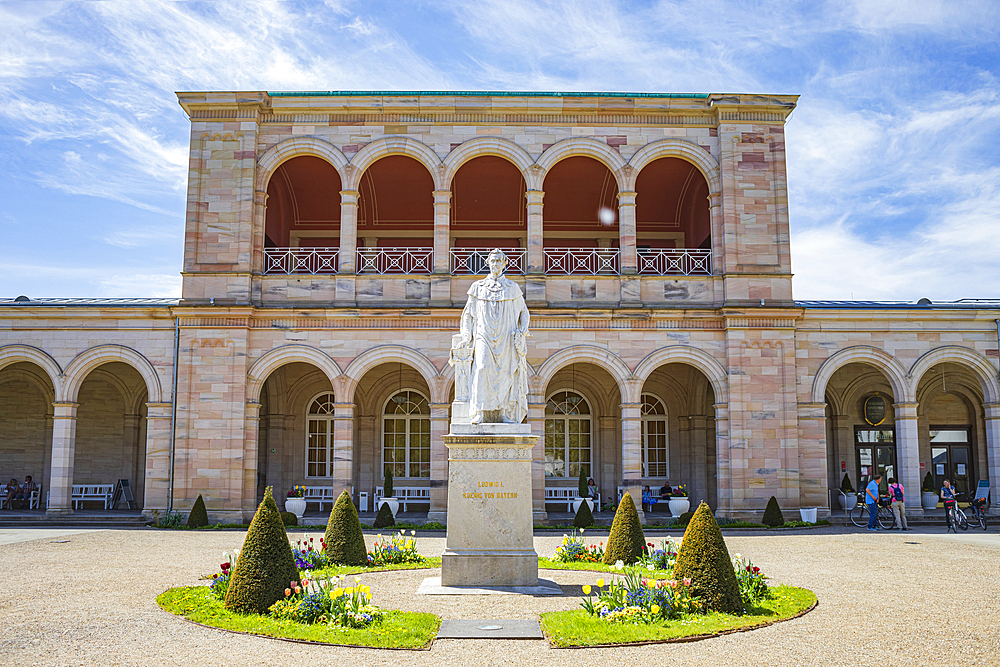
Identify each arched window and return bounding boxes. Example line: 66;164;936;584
545;390;591;479
306;393;336;477
641;394;668;478
383;390;430;479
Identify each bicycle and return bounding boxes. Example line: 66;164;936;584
944;495;969;532
850;494;896;530
964;496;988;531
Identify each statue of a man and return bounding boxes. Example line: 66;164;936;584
456;249;530;424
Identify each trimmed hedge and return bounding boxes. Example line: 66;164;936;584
762;496;784;527
279;511;297;527
373;501;396;529
323;490;368;566
602;492;646;565
187;494;209;528
840;473;854;493
673;510;694;528
573;499;595;528
223;487;299;615
673;502;743;614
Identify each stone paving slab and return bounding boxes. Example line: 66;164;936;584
416;576;562;595
437;619;543;639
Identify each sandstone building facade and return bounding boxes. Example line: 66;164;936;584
2;91;997;522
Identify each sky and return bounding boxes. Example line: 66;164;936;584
1;0;998;301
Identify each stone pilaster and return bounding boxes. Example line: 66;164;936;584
427;402;450;524
797;402;829;514
251;189;268;275
47;402;78;516
621;402;644;522
432;190;452;274
528;397;547;521
525;190;544;274
894;402;923;515
714;403;731;515
332;403;355;503
142;402;172;514
984;403;1000;515
617;191;637;274
338;189;360;274
243;401;262;517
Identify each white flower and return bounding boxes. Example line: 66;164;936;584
734;553;742;560
647;564;655;572
614;560;625;570
579;528;584;534
411;530;416;536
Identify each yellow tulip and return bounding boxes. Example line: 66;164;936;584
582;585;591;595
651;605;660;615
596;578;605;588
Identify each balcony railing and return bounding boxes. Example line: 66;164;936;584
637;249;712;276
544;248;620;275
264;247;340;274
357;247;433;274
450;248;526;275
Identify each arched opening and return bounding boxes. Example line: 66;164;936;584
450;156;527;274
543;363;621;511
916;362;986;500
824;363;898;498
0;362;54;510
357;155;434;274
542;157;619;274
353;363;432;514
257;362;335;506
634;157;711;275
263;156;344;274
74;362;148;508
640;364;717;510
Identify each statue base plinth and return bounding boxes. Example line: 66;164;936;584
440;431;538;587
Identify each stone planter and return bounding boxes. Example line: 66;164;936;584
572;498;594;514
668;497;690;517
838;493;858;511
284;497;306;520
378;497;400;517
922;492;939;511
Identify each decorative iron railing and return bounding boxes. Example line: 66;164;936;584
356;247;433;274
636;249;712;276
450;248;526;275
544;248;620;275
263;247;340;274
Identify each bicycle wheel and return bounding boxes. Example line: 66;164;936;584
878;506;895;530
956;508;969;531
851;503;867;527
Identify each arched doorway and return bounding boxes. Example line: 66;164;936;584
0;362;55;508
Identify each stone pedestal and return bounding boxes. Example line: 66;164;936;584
440;424;539;587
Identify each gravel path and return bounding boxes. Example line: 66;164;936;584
1;526;998;666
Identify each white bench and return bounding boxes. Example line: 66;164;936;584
301;486;336;512
375;486;430;512
1;484;41;510
47;484;114;510
544;487;576;512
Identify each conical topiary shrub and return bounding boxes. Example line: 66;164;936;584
373;501;395;529
762;495;784;527
279;511;297;527
573;498;594;528
323;490;368;566
223;487;299;615
922;472;936;493
384;467;394;498
840;473;854;493
673;502;743;614
187;494;209;528
602;492;646;565
578;469;589;498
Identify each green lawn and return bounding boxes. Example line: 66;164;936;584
157;586;439;649
540;585;817;647
538;557;675;576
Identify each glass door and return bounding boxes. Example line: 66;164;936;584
855;427;896;495
930;429;973;496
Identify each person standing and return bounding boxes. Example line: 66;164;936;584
887;477;908;531
865;473;882;531
941;479;957;532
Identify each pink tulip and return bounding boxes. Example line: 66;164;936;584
295;586;301;594
284;588;291;596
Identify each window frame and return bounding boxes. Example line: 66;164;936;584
544;390;593;479
640;393;669;479
305;391;337;478
381;388;431;480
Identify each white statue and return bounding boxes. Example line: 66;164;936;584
454;249;530;424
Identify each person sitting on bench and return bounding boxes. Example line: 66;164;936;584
642;485;658;512
11;475;36;509
659;483;672;500
4;478;19;509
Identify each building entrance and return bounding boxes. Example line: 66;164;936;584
855;427;896;494
930;428;973;496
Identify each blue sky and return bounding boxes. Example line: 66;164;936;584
1;0;998;300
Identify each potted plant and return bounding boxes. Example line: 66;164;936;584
285;485;307;520
922;471;939;510
572;469;594;514
378;467;399;517
838;473;857;510
667;484;690;517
